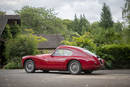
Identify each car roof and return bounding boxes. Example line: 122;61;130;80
57;45;81;50
57;45;97;57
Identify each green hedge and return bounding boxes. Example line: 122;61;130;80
96;44;130;69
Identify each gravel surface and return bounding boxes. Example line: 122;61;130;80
0;69;130;87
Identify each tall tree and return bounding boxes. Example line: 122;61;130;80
63;19;73;31
16;6;65;34
72;14;90;35
122;0;130;44
122;0;130;28
72;14;79;33
100;3;113;29
79;14;90;34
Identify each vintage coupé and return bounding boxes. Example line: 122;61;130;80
22;45;104;74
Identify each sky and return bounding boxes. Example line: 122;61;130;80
0;0;125;23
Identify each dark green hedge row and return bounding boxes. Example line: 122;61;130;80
96;44;130;69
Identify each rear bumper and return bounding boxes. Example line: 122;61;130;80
83;58;105;70
95;58;105;70
82;63;105;70
93;64;105;70
97;64;105;70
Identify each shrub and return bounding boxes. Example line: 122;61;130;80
4;57;22;69
5;35;37;61
96;44;130;69
62;32;96;52
4;34;46;69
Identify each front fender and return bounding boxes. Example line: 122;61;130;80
22;56;39;68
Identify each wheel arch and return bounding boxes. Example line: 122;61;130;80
23;58;34;67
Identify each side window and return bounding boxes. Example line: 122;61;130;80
53;49;72;56
63;50;72;56
53;49;64;56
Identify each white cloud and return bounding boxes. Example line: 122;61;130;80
0;0;125;23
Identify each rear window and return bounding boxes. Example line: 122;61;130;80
75;47;97;57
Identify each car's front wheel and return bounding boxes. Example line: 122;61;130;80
68;60;81;75
24;60;35;73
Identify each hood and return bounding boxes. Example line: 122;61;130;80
36;54;51;57
22;54;51;59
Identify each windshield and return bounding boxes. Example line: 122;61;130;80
76;47;97;57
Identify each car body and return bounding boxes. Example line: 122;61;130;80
22;45;104;74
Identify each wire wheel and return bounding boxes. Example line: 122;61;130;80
69;60;81;75
25;60;35;73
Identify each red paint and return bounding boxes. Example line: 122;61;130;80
22;45;104;71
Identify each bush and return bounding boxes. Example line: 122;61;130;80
4;62;17;69
96;44;130;69
62;32;96;52
4;34;46;69
4;56;22;69
4;61;22;69
5;34;38;61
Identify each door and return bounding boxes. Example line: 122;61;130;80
51;49;73;70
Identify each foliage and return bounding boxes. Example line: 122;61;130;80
62;32;96;52
113;22;123;32
0;24;21;68
100;3;113;29
122;0;130;27
16;6;66;34
90;22;121;45
62;19;75;38
63;19;73;31
1;25;12;39
71;14;90;35
121;28;130;44
4;33;46;63
10;24;22;38
79;14;90;34
4;57;22;69
72;14;80;33
1;24;21;40
96;44;130;69
0;10;6;15
23;29;47;43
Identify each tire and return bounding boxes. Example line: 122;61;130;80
84;70;93;74
68;60;81;75
24;60;35;73
42;70;49;73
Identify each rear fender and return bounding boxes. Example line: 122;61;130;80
65;57;88;70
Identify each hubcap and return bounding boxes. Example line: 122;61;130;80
70;62;79;73
26;61;34;72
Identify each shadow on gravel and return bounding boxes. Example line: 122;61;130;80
33;70;106;75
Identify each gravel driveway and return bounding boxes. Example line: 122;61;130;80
0;69;130;87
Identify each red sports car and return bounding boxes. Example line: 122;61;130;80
22;45;104;74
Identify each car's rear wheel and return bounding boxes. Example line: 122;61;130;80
84;70;93;74
24;60;35;73
68;60;81;75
